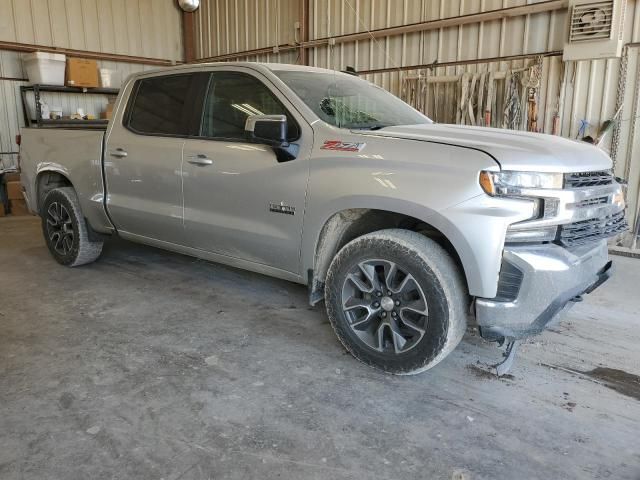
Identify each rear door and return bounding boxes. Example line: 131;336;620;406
181;68;313;273
104;71;207;245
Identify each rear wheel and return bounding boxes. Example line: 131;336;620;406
325;229;467;374
41;187;103;266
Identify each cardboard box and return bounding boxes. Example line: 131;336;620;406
10;199;30;216
6;181;23;200
4;172;20;182
66;58;99;88
0;203;6;217
100;101;115;120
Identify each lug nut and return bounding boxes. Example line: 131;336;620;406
373;302;380;308
395;300;400;306
376;291;382;297
391;311;397;317
381;312;387;318
387;291;392;296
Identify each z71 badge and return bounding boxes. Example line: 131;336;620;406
269;202;296;215
320;140;366;152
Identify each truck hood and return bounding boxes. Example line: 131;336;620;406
359;124;612;173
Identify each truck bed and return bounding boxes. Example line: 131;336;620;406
19;127;110;232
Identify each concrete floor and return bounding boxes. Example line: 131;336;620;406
1;216;639;480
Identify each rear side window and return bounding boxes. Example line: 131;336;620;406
127;74;194;136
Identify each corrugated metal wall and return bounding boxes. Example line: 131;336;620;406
192;0;640;243
0;0;182;165
0;0;182;60
194;0;300;59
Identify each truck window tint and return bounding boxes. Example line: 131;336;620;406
128;74;193;136
201;72;299;141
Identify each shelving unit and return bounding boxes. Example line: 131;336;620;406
20;84;119;128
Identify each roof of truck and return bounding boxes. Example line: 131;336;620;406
132;62;352;78
259;63;348;74
196;62;353;76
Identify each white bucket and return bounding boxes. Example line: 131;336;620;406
99;68;121;88
23;52;66;86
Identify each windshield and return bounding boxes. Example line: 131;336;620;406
274;70;431;130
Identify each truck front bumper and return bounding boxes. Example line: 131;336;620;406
475;240;612;341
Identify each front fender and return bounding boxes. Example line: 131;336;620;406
302;194;535;299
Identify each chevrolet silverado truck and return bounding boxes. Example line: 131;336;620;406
18;63;627;375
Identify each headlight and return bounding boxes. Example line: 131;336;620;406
479;171;563;196
479;170;563;244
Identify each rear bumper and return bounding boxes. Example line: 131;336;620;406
475;240;611;340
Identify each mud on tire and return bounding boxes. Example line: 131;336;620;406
325;229;468;375
41;187;103;267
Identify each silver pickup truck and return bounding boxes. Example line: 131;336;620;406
19;62;627;375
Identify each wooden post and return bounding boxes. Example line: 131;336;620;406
183;11;195;63
299;0;309;65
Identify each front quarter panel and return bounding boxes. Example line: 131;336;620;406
301;126;534;298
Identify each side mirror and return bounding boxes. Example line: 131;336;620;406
245;114;288;147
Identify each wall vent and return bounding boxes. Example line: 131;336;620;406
563;0;626;61
569;1;614;42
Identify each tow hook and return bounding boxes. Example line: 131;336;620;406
494;339;521;377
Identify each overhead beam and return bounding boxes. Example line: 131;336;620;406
0;41;177;66
192;0;568;63
357;51;564;75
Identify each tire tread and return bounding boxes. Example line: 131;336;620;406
42;187;103;267
325;229;468;375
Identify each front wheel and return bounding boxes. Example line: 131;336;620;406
325;229;468;375
41;187;103;266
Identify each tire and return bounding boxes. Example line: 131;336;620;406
41;187;103;267
325;229;467;375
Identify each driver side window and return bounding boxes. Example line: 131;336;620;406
200;72;300;141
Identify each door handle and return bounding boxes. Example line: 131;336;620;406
187;154;213;166
109;148;128;158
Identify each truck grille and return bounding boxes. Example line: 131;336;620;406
575;196;609;208
564;170;613;188
558;210;628;247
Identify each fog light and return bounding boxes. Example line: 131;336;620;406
505;226;558;243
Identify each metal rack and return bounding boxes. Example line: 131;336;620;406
20;84;119;128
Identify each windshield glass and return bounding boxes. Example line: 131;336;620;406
274;70;431;130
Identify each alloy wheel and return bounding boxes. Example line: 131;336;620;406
46;202;74;256
341;259;429;354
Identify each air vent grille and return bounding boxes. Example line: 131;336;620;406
569;1;614;43
557;210;627;247
564;170;614;188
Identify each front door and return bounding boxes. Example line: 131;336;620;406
181;70;312;274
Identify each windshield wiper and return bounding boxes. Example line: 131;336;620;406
351;124;390;131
